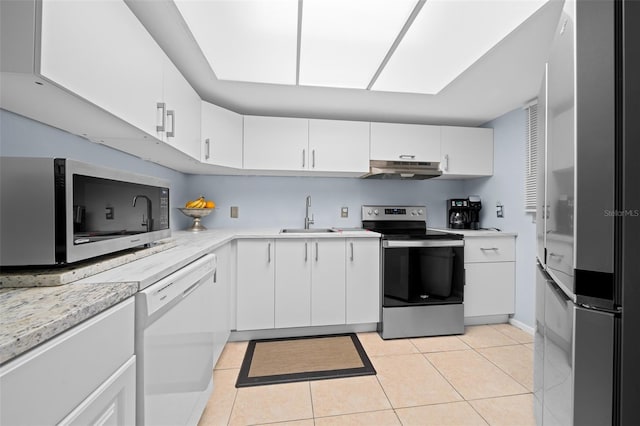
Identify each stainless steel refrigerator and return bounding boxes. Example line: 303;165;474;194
534;0;640;425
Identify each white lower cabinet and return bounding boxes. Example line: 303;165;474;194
346;238;380;324
236;239;275;330
274;239;346;328
310;239;346;326
0;299;135;426
211;243;232;364
463;235;516;320
58;357;136;426
275;239;312;328
464;262;516;318
236;237;380;332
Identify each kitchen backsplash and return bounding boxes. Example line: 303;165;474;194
188;174;466;229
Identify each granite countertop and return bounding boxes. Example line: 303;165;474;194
0;281;138;365
429;228;518;237
0;227;380;365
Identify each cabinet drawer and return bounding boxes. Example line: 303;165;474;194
465;237;515;263
0;299;134;426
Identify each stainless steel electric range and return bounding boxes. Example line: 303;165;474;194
362;205;464;339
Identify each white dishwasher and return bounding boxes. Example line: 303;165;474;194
135;254;216;426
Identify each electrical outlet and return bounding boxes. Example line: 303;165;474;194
230;206;239;218
341;207;349;218
496;202;504;218
105;206;114;220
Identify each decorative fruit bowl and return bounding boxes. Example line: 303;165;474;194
178;208;214;231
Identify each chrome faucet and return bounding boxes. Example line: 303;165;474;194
133;195;153;232
304;195;315;229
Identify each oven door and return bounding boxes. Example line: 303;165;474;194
382;239;464;307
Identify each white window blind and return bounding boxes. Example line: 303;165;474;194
525;102;538;212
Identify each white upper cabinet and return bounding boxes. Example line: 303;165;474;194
370;122;441;162
440;126;494;178
161;57;201;160
201;101;243;168
18;0;201;161
308;119;370;173
39;0;164;138
243;116;309;171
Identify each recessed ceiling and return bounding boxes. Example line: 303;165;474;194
174;0;548;95
126;0;564;126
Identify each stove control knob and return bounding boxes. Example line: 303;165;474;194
410;210;417;216
374;209;379;215
367;209;373;216
418;209;424;215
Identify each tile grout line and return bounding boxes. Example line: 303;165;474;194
472;344;533;392
418;351;466;402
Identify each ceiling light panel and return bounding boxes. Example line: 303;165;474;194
175;0;298;85
373;0;549;94
299;0;418;89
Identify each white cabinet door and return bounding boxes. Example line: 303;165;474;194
211;244;231;365
39;0;164;138
58;357;136;426
370;122;440;162
275;240;312;328
243;116;309;170
440;127;494;177
308;119;370;173
346;239;380;324
464;262;515;317
161;57;201;160
0;299;134;426
201;102;243;168
311;239;346;326
236;240;275;330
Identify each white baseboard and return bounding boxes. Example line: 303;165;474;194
508;317;535;335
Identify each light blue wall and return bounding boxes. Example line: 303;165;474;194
188;174;466;229
0;109;193;229
466;108;537;328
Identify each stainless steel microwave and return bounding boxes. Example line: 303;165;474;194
0;157;171;267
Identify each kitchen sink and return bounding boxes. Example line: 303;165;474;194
280;228;337;234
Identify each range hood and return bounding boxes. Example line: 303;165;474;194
361;159;442;180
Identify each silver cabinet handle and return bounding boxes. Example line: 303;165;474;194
548;252;564;258
268;242;271;263
315;242;318;261
166;110;175;138
480;247;499;251
156;102;166;132
443;154;449;171
399;154;415;159
350;242;354;261
312;149;316;168
305;242;308;262
302;149;306;168
213;270;217;283
205;138;211;160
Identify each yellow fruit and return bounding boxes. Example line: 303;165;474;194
205;200;215;209
186;196;206;208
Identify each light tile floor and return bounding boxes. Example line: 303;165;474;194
198;324;535;426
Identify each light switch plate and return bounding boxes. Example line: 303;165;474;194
230;206;239;218
341;207;349;218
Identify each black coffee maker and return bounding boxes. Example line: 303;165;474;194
448;198;470;229
468;195;482;230
447;196;482;229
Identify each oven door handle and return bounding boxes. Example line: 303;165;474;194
383;240;464;248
